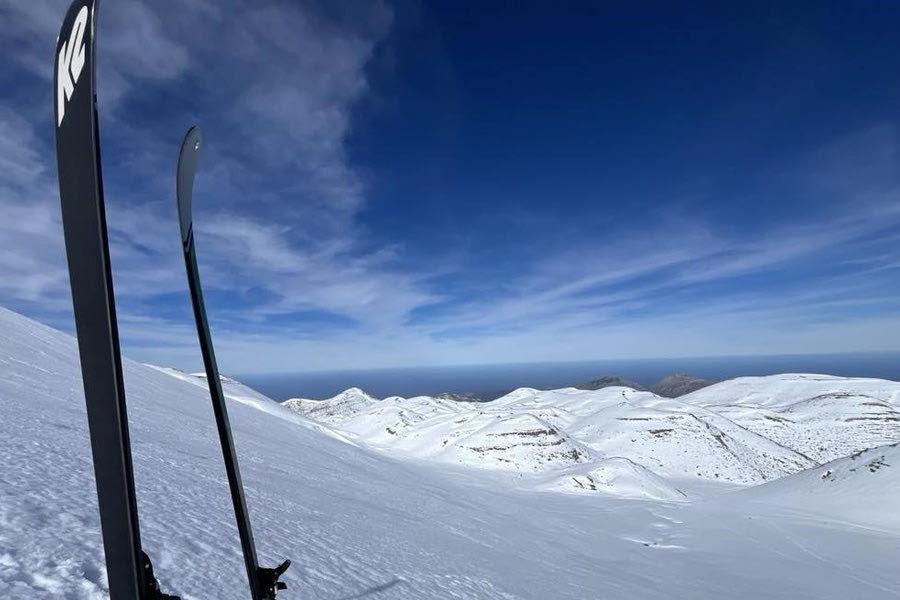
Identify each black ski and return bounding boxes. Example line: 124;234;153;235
176;126;290;600
53;1;176;599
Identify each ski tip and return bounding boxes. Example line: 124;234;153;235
181;125;202;150
176;126;203;245
55;0;97;130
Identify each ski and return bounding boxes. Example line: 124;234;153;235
176;126;290;600
53;1;176;599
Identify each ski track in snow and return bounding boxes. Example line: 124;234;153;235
1;306;900;599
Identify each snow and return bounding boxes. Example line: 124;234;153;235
2;304;900;599
682;374;900;463
740;442;900;533
535;458;688;501
283;387;379;425
284;385;820;486
681;373;900;409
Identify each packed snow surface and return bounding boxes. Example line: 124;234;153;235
741;442;900;532
2;305;900;599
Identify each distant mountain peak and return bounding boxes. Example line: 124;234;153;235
434;392;482;402
650;374;715;398
575;375;647;392
572;374;717;397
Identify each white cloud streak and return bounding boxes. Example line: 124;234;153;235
0;3;897;373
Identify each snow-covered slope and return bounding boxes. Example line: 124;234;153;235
536;458;689;501
682;373;900;408
287;374;900;490
285;385;819;486
282;387;379;425
739;442;900;532
683;374;900;462
2;305;900;599
150;365;354;444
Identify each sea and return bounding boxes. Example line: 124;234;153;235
237;352;900;402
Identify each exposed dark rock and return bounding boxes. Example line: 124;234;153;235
575;375;647;392
650;374;715;398
435;392;483;403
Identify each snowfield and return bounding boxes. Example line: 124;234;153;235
741;442;900;532
284;377;900;489
1;304;900;599
685;374;900;463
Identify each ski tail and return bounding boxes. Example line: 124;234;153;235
176;127;290;600
54;1;176;598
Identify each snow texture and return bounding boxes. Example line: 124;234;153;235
284;384;830;486
1;305;899;599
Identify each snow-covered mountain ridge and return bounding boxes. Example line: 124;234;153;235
2;304;899;599
283;374;900;489
686;374;900;463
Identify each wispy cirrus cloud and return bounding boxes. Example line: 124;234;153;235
0;2;898;374
0;103;70;314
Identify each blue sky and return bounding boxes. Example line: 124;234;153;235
1;1;899;374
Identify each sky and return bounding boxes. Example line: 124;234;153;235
1;1;899;375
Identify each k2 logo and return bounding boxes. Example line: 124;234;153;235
57;5;90;127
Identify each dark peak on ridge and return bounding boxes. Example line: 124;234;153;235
571;373;716;398
435;392;483;403
575;376;648;392
650;374;715;398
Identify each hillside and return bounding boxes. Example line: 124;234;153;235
650;373;715;397
575;375;647;392
682;375;900;462
573;373;714;397
284;385;828;487
2;305;899;599
740;442;900;532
